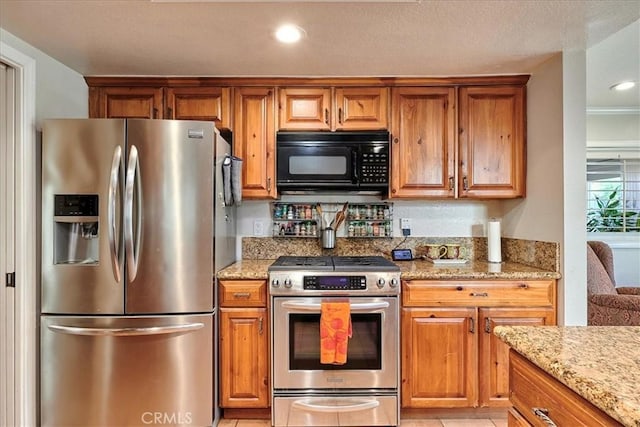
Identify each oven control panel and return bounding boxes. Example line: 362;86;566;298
303;275;366;291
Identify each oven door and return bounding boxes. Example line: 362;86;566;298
272;296;398;390
276;142;357;189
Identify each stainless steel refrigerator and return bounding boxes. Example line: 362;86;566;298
40;119;235;427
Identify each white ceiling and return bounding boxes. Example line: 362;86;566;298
1;0;639;108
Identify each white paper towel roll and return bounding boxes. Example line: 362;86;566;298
487;219;502;263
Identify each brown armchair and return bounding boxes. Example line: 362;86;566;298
587;240;640;325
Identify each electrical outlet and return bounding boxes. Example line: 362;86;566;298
401;218;411;236
253;220;264;236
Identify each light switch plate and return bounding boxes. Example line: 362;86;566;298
253;220;264;236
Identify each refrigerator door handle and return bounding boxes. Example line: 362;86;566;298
108;145;123;282
47;322;204;336
124;144;142;282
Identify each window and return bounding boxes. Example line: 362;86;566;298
587;156;640;232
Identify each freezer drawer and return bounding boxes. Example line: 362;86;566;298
273;394;398;427
40;314;213;427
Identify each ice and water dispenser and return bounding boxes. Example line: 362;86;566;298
53;194;99;265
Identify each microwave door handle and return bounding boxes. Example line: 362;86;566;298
351;148;359;183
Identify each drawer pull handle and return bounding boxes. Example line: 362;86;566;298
470;292;488;297
532;407;557;427
519;283;529;288
233;292;251;299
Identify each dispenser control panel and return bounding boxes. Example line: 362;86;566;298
55;194;99;216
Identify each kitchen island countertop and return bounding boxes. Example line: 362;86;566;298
494;325;640;427
217;259;560;281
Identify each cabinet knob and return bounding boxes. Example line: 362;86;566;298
393;137;399;144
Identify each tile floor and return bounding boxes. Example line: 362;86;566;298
218;418;507;427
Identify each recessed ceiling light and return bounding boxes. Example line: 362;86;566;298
275;24;305;44
609;81;636;91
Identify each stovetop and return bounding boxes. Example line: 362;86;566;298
269;255;400;272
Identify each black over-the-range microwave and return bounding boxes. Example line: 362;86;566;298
276;131;390;194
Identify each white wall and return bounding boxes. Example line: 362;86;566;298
1;29;88;125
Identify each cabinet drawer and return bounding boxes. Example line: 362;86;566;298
219;280;267;307
403;280;555;307
510;350;622;427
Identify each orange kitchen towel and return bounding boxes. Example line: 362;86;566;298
320;301;352;365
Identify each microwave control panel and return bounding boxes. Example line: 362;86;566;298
360;146;388;184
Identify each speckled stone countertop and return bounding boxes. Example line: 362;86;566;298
494;326;640;427
397;259;559;280
217;258;559;281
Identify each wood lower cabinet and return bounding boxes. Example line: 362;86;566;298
233;87;277;199
219;280;269;409
458;86;526;198
401;307;477;407
89;86;163;119
478;308;554;407
165;87;231;129
278;86;388;131
509;350;621;426
401;280;556;409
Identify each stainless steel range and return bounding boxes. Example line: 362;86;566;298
269;256;400;427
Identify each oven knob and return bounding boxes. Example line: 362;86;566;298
284;278;293;288
271;279;280;288
390;278;399;288
377;278;386;288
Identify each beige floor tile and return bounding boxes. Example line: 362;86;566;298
235;420;271;427
491;419;508;427
441;419;496;427
400;419;444;427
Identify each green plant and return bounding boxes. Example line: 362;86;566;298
587;188;639;232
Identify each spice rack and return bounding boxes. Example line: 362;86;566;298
346;203;393;238
271;203;320;238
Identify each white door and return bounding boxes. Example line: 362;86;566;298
0;60;17;427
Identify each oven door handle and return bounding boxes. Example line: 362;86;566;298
291;399;380;413
281;301;389;312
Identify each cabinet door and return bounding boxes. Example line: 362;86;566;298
334;87;388;130
459;86;525;198
219;308;269;408
165;87;231;129
89;87;163;119
478;307;555;407
401;307;477;408
278;87;331;130
233;87;277;199
390;87;456;198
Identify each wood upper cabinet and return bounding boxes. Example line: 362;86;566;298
233;87;277;199
89;86;163;119
401;307;477;408
278;86;388;131
278;87;332;130
390;87;456;198
458;86;526;198
478;307;555;408
165;87;232;129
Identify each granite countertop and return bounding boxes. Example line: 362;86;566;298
494;325;640;427
217;258;560;281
